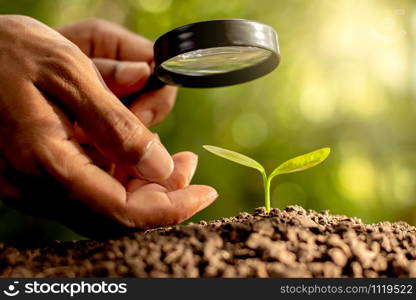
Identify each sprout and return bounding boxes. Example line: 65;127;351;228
203;146;331;212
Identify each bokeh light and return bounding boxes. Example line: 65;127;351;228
137;0;172;13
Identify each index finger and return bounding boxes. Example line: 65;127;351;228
36;45;173;181
57;19;154;62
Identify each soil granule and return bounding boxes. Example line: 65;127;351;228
1;206;416;278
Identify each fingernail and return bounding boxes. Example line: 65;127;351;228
115;62;146;86
207;189;219;201
199;188;218;211
189;155;198;182
138;110;154;126
153;133;160;142
136;140;174;181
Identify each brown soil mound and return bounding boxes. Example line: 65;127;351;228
1;206;416;278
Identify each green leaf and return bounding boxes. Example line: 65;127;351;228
270;147;331;178
203;145;265;173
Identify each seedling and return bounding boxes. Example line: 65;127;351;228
203;146;330;213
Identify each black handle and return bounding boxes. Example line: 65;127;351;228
120;74;166;106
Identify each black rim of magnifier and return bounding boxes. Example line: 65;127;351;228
120;19;280;105
153;19;280;88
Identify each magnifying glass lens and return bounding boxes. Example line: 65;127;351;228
121;20;279;104
153;19;279;87
161;46;272;76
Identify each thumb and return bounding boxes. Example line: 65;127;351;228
93;58;151;98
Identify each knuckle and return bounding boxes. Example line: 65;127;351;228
151;99;175;125
59;41;82;57
40;44;93;96
43;46;83;80
82;18;119;41
52;44;84;70
82;18;109;30
158;97;175;113
0;15;38;29
109;113;145;164
14;15;38;23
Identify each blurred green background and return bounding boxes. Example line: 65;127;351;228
1;0;416;243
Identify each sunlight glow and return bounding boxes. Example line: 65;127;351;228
299;81;336;122
318;1;408;99
338;156;376;203
138;0;172;13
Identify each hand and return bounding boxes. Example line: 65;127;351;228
0;15;217;237
2;151;215;239
57;18;177;128
57;19;216;234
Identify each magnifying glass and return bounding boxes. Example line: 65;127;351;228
121;19;280;105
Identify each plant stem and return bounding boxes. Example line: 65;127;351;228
262;173;271;213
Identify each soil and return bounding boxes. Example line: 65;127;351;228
1;206;416;278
